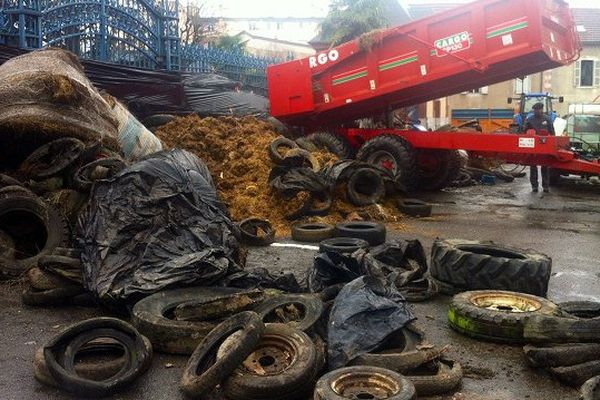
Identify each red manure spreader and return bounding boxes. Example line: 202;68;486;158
268;0;600;190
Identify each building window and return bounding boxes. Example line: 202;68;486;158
575;59;600;88
515;76;531;93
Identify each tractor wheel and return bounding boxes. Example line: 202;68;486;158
356;134;418;190
416;150;461;191
306;131;354;159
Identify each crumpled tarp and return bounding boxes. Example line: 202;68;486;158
308;252;365;293
76;149;242;305
328;276;416;369
223;267;302;293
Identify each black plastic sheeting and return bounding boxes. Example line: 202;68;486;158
223;267;302;293
76;149;242;306
328;276;415;369
0;45;271;120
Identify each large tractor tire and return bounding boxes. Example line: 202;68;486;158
356;134;418;190
416;149;462;191
305;131;354;159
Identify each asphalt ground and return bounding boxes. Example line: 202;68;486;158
0;173;598;400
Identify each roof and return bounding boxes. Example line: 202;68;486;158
571;9;600;43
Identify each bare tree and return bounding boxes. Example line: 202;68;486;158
180;3;222;44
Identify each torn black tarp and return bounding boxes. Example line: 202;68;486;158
307;252;365;293
328;276;416;369
222;267;302;293
76;149;242;306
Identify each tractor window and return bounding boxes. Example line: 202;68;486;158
523;97;547;114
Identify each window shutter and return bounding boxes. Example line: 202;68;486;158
575;60;581;87
481;86;489;94
594;60;600;87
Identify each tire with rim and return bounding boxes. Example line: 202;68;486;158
131;287;242;354
397;199;432;217
314;366;416;400
334;221;386;246
416;149;462;191
346;168;385;206
306;132;354;159
430;239;552;297
448;290;558;343
357;135;418;190
291;223;334;242
253;294;324;331
0;195;68;278
224;323;318;400
180;311;265;398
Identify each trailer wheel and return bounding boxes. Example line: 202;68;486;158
416;150;461;191
357;135;418;190
306;132;354;159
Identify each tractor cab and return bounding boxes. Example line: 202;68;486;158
508;93;564;132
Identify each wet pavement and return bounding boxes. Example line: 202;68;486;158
0;174;598;400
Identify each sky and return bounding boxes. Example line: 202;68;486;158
195;0;600;18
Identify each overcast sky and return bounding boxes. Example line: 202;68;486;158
196;0;599;18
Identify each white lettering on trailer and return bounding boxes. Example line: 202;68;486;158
502;34;513;46
309;50;340;68
519;137;535;148
420;65;427;76
369;80;376;90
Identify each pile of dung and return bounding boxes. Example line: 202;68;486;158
155;115;404;236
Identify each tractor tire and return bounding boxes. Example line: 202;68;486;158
448;290;558;343
416;149;462;191
357;134;418;190
430;239;552;297
306;132;354;159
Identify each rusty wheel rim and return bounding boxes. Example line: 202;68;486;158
331;371;401;399
241;334;297;375
470;293;542;313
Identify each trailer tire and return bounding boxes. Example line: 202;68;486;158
346;168;385;206
357;134;418;190
448;290;558;343
306;131;354;159
430;239;552;296
416;149;462;191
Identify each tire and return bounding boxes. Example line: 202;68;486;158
27;267;72;290
319;237;369;254
22;285;84;307
291;223;334;243
524;344;600;368
551;361;600;388
173;291;266;322
0;195;68;278
239;218;275;246
0;230;15;259
38;254;82;284
269;136;298;165
0;185;35;197
407;359;463;397
34;337;147;387
346;168;385;206
131;287;241;354
43;317;153;397
295;137;318;152
448;290;558;343
142;114;176;130
314;366;416;400
73;158;127;192
305;132;354;159
357;134;418;190
334;221;386;246
416;149;462;191
558;301;600;319
181;311;265;398
253;294;324;331
224;324;318;400
430;239;552;297
523;314;600;343
20;138;85;180
0;174;22;189
581;376;600;400
287;192;333;221
397;199;432;217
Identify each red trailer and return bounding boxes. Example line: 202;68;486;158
267;0;600;190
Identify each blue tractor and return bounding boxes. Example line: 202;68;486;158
508;92;564;132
